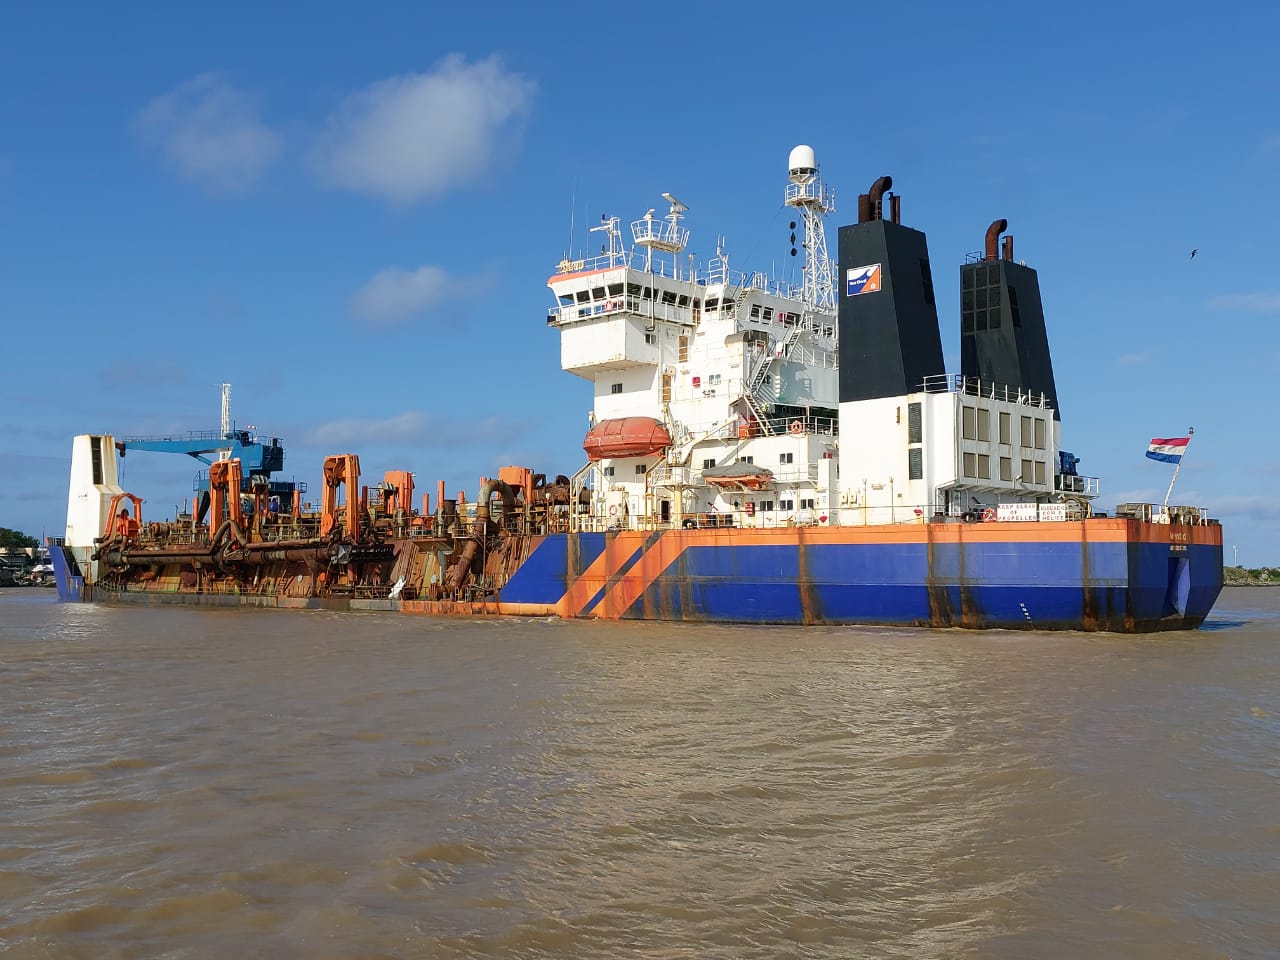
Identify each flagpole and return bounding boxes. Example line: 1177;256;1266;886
1163;426;1194;507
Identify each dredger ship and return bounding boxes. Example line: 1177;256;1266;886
51;147;1223;631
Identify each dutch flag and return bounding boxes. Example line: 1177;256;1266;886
1146;436;1190;464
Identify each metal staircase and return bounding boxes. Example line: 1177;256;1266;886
739;322;805;436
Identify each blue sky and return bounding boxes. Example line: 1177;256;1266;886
2;2;1276;566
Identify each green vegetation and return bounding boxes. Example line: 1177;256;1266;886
1224;565;1280;586
0;527;38;550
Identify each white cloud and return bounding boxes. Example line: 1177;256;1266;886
349;264;453;325
301;412;528;450
136;74;282;194
309;55;535;205
304;412;433;448
348;264;494;325
1205;292;1280;313
1208;494;1280;521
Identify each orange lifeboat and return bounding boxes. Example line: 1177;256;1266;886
583;417;672;461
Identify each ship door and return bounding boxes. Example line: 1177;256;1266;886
660;499;670;524
1164;555;1190;617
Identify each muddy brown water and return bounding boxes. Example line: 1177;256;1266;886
1;587;1277;959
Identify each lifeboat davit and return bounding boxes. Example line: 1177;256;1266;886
583;417;672;461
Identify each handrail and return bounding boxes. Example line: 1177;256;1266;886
920;373;1054;410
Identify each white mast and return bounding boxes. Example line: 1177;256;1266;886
632;193;689;277
220;383;232;458
784;144;836;312
1163;426;1194;507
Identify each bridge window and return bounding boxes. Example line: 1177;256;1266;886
661;290;677;305
576;290;590;303
1034;461;1046;485
1034;418;1046;450
977;454;990;480
591;287;606;300
1000;456;1012;481
1020;415;1032;447
962;406;976;440
609;283;624;297
963;452;976;477
999;412;1011;444
977;408;990;442
1021;458;1033;482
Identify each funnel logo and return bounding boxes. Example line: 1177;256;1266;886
846;263;882;296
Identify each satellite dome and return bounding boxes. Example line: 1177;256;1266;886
788;144;817;175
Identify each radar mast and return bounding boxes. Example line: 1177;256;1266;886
784;145;836;312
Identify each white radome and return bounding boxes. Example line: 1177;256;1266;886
788;144;817;176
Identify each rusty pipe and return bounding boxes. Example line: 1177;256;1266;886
446;538;481;593
985;219;1008;261
101;546;214;567
233;546;336;566
1002;234;1014;261
868;176;892;219
475;478;515;525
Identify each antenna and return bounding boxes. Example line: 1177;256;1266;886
661;191;688;214
567;185;576;258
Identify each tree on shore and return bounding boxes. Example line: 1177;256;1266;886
0;527;39;550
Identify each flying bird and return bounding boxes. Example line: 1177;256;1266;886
1190;248;1198;259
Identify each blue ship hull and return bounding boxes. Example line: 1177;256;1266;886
65;519;1223;633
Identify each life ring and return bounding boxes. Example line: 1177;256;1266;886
981;507;997;522
788;420;803;435
608;505;618;516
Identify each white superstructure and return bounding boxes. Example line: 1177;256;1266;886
548;147;1098;531
63;434;125;582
